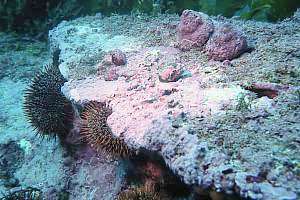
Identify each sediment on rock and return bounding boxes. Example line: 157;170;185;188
51;9;300;200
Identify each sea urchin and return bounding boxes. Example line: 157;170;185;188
117;185;162;200
80;101;133;157
23;62;73;139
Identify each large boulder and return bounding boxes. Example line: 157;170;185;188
49;11;300;200
177;10;214;51
206;23;248;61
177;10;248;61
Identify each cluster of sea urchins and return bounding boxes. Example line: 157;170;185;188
80;101;133;157
23;63;73;139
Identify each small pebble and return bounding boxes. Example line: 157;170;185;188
105;68;119;81
159;66;182;82
111;49;126;66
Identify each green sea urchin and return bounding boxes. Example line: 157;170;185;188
23;59;73;139
80;101;133;157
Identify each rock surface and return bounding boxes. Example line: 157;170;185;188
177;10;214;50
50;11;300;200
206;23;248;61
177;10;248;61
48;16;141;80
66;146;125;200
111;49;127;66
159;66;182;82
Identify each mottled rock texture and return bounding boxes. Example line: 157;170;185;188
159;66;182;82
50;10;300;200
177;10;214;51
206;23;248;61
111;49;127;66
177;10;248;61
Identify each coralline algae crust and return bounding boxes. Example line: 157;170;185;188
52;10;300;200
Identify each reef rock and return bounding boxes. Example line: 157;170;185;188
111;49;127;66
48;16;140;80
177;10;248;61
206;23;248;61
50;10;300;200
159;66;182;82
177;10;214;50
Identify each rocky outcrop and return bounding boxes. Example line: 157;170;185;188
206;23;248;61
177;10;214;51
177;10;248;61
49;10;300;200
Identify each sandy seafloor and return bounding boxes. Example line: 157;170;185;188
0;10;299;200
0;34;69;197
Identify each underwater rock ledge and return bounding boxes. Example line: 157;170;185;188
51;10;300;200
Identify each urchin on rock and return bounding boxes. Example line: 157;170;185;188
80;101;134;158
117;185;163;200
23;63;74;139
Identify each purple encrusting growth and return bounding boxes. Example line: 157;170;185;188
177;9;248;61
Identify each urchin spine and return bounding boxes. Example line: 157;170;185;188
80;101;133;157
23;50;73;139
117;185;162;200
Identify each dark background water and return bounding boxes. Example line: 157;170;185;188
0;0;300;39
